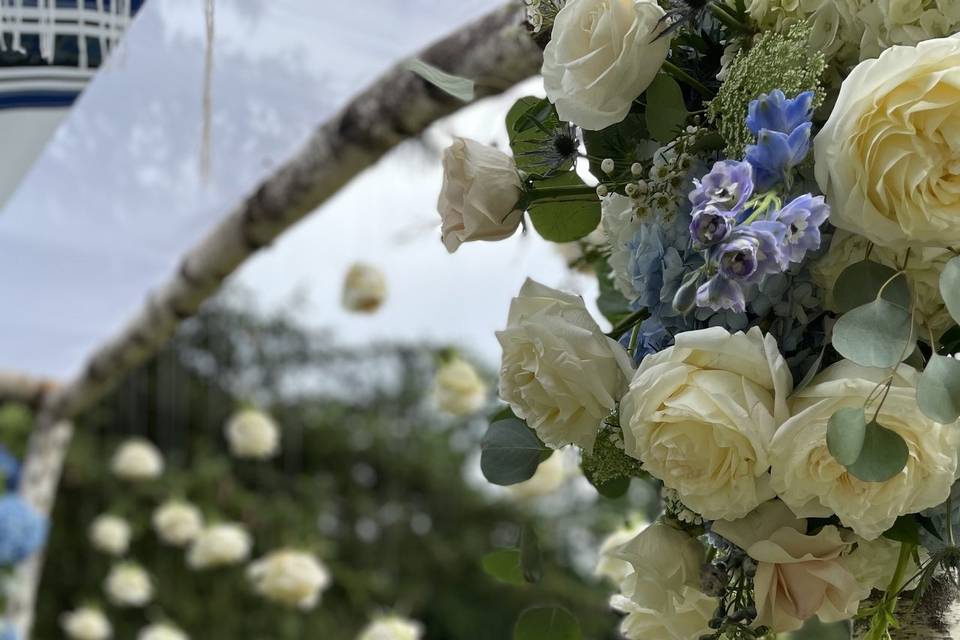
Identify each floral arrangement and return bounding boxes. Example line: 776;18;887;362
434;0;960;638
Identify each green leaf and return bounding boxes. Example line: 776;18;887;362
527;173;601;242
833;260;911;313
593;476;631;499
481;549;525;586
826;406;867;466
519;524;543;584
832;299;914;369
581;113;647;180
403;59;475;102
917;354;960;423
941;256;960;325
594;260;633;326
505;97;574;177
480;417;551;486
514;606;582;640
846;421;909;483
883;516;920;545
644;73;688;143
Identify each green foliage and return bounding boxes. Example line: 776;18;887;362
833;260;910;313
832;299;914;369
708;24;825;157
514;606;581;640
826;407;866;467
917;354;960;423
480;416;551;486
644;74;688;143
941;256;960;325
846;421;909;483
581;113;647;181
593;261;633;327
403;59;475;101
883;516;920;545
527;173;601;242
581;423;643;497
505;97;576;178
519;525;542;584
481;550;525;586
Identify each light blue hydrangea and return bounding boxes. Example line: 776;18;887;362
0;495;47;566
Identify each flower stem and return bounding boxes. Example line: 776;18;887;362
708;2;753;34
608;309;650;340
662;60;712;98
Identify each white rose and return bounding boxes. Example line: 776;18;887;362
542;0;670;130
152;500;203;547
815;35;960;248
356;616;424;640
601;193;641;301
505;450;569;500
342;263;387;313
612;579;716;640
110;438;164;481
61;607;112;640
594;518;648;585
432;358;487;416
620;327;792;520
105;562;153;607
247;549;332;610
187;523;252;569
841;535;920;595
616;521;704;591
225;409;280;459
713;500;863;632
137;623;189;640
770;360;959;540
812;230;955;338
496;278;634;450
437;137;523;253
89;514;131;557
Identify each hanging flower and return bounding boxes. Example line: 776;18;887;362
431;357;487;416
225;409;280;460
187;523;252;569
60;607;112;640
104;562;153;607
356;615;424;640
88;514;131;557
247;549;332;610
110;438;164;481
152;500;203;547
136;623;189;640
341;263;387;313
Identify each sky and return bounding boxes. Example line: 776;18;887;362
0;0;598;380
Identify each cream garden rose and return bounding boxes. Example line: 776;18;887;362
187;523;252;569
816;35;960;248
506;450;569;500
432;357;487;416
496;278;634;450
247;549;332;610
770;360;959;540
105;562;153;607
713;500;863;632
61;607;112;640
152;500;203;547
542;0;670;130
225;408;280;459
89;514;132;557
110;438;164;481
620;327;792;520
137;623;189;640
594;518;648;585
342;263;387;313
437;137;523;253
356;615;424;640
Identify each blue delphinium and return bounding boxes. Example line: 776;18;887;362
0;495;47;566
745;90;814;190
775;193;830;265
689;160;754;215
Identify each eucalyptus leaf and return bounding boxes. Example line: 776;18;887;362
846;421;909;483
527;173;601;242
826;406;867;466
644;73;688;143
941;256;960;325
480;417;551;486
403;59;475;102
519;524;542;584
481;549;525;586
833;260;910;313
832;299;914;369
917;354;960;423
514;606;582;640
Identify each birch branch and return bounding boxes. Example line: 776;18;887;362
0;372;56;408
8;3;541;636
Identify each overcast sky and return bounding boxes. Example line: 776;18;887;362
0;0;598;380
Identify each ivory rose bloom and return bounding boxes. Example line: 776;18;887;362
437;137;522;253
542;0;670;130
89;514;131;557
247;549;332;610
432;357;487;416
356;615;424;640
496;279;634;450
594;518;648;585
620;327;792;520
713;500;864;632
815;35;960;248
137;624;189;640
342;263;387;313
104;562;153;607
506;450;569;500
225;408;280;459
61;607;112;640
152;500;203;547
770;361;959;540
812;230;955;338
110;438;164;481
187;523;252;569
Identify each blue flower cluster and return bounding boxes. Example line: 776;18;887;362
0;494;46;566
745;90;814;190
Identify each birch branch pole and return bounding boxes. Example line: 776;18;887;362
5;3;542;636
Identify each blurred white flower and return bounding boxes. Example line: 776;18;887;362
187;523;252;569
110;438;164;481
89;514;132;557
594;518;649;585
432;358;487;416
61;607;112;640
342;263;387;313
137;623;189;640
105;562;153;607
505;451;569;500
225;408;280;459
152;500;203;547
356;615;424;640
247;549;332;610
